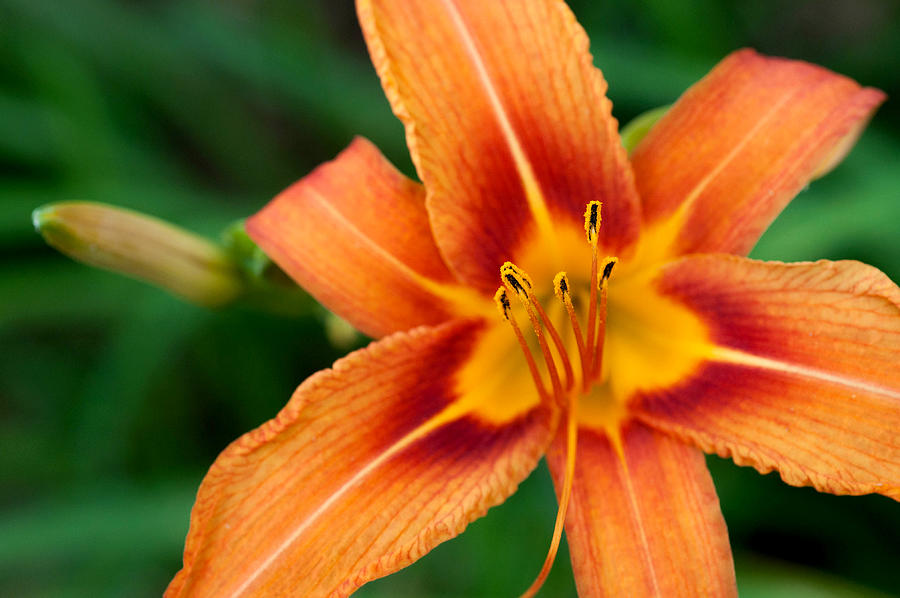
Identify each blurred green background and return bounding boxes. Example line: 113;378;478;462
2;0;899;596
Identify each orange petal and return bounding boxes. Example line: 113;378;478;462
636;255;900;499
546;423;736;597
166;319;554;598
358;0;641;292
631;49;885;259
246;137;484;339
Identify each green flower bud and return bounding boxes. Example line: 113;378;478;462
33;201;244;307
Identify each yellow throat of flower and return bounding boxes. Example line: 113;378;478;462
492;202;627;411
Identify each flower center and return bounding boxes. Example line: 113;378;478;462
493;201;618;598
493;201;618;408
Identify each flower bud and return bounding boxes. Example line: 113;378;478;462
324;312;360;349
33;201;244;307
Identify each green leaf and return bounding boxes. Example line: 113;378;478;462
620;105;670;153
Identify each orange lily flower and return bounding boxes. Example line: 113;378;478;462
166;1;900;596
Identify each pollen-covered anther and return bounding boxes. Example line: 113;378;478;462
552;271;569;300
500;261;533;298
583;200;601;246
600;256;618;285
493;287;512;321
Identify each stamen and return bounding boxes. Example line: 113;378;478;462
495;285;513;320
519;391;578;598
501;263;564;402
590;257;617;380
583;200;601;246
500;261;533;296
581;201;606;389
584;243;600;389
554;272;589;384
601;256;617;282
494;287;550;404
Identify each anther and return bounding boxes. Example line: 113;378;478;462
494;286;513;321
600;256;618;283
500;261;533;297
583;200;601;246
552;272;569;300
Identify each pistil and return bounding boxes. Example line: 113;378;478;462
493;202;618;598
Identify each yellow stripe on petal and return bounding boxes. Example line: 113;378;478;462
436;0;557;252
635;255;900;499
631;49;885;259
358;0;641;292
